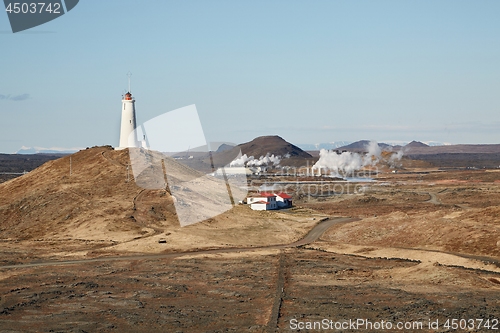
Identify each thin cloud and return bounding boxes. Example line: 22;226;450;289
0;93;30;101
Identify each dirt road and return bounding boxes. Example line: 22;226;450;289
0;217;357;270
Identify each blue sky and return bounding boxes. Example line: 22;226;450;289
1;0;499;153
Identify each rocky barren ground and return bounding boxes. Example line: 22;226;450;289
1;148;500;332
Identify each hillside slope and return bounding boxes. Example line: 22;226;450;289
0;147;160;241
237;135;312;159
0;146;321;261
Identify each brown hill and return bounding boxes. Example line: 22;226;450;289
405;140;429;148
179;135;315;171
0;147;168;243
0;146;245;241
338;140;391;152
212;135;314;168
236;135;312;159
0;146;321;262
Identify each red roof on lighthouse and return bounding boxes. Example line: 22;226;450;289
124;92;132;100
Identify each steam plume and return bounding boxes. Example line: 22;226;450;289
230;152;287;167
312;141;403;176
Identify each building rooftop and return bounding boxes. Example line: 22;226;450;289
248;192;276;198
251;200;271;205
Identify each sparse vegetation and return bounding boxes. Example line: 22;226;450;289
1;146;500;331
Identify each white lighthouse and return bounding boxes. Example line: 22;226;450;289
117;91;138;150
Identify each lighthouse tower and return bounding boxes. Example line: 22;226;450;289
117;91;138;150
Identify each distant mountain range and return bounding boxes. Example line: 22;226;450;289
403;144;500;155
388;141;451;147
339;140;392;151
298;141;450;151
297;141;352;151
15;146;81;155
334;140;500;155
15;138;497;158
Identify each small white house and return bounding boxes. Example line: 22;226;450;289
249;200;273;211
212;167;251;176
248;192;278;211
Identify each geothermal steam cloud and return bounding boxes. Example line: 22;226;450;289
230;153;290;167
312;141;403;176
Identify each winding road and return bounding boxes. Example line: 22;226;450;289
425;191;442;205
0;217;357;270
3;211;498;273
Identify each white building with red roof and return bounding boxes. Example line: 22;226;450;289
247;192;278;211
247;192;293;211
